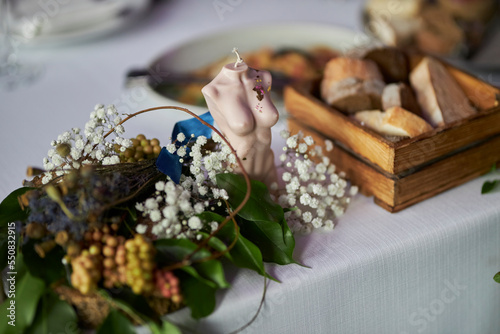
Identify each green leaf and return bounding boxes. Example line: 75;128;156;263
239;218;298;266
24;291;78;334
109;287;159;323
155;238;229;289
149;320;182;334
180;265;219;288
199;232;234;261
178;271;217;319
0;187;33;228
22;239;66;284
216;173;284;223
0;269;46;334
97;309;136;334
482;180;500;194
494;272;500;283
198;212;276;280
280;216;296;249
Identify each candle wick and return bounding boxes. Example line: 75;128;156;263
232;47;243;68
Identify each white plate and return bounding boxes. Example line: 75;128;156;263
11;0;152;47
141;23;371;109
150;22;368;71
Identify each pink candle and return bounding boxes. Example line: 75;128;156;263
202;49;279;188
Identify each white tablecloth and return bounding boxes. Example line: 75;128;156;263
1;1;500;333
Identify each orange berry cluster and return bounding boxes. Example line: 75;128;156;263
70;249;101;295
125;234;156;295
101;235;127;289
154;269;183;304
69;225;183;304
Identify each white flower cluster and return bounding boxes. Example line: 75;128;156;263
40;104;132;184
277;130;358;234
135;133;232;240
135;180;210;240
187;132;237;185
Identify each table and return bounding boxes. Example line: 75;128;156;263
2;1;500;333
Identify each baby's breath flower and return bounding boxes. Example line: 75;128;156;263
155;181;166;192
277;130;355;232
311;217;322;228
302;211;313;223
280;130;290;139
325;140;334;152
196;135;207;146
166;143;176;154
136;224;148;234
188;216;202;229
324;220;335;230
286;135;298;149
176;133;186;142
150;210;162;222
349;186;359;196
177;146;187;157
41;174;52;184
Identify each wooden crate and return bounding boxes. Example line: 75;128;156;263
284;58;500;212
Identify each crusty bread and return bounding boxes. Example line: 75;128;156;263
353;106;433;138
382;82;422;116
322;77;385;113
409;57;476;127
321;57;385;113
322;57;383;84
363;47;409;83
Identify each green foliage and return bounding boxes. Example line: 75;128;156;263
149;321;182;334
0;187;32;229
216;173;284;223
482;180;499;194
198;212;277;280
155;238;229;289
109;287;160;323
0;262;46;334
25;291;78;334
494;272;500;284
97;309;136;334
217;173;299;265
0;171;301;332
22;239;66;284
239;218;298;265
482;164;500;194
178;271;217;319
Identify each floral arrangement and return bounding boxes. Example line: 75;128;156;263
0;104;355;333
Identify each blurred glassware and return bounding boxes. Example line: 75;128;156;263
8;0;151;47
0;0;43;90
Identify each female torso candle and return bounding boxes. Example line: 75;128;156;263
201;49;279;188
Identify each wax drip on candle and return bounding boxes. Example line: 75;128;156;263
232;47;244;68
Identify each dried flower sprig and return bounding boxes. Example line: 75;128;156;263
40;104;133;184
277;129;358;234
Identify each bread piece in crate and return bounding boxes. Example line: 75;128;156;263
321;57;385;113
353;106;432;138
410;56;477;127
